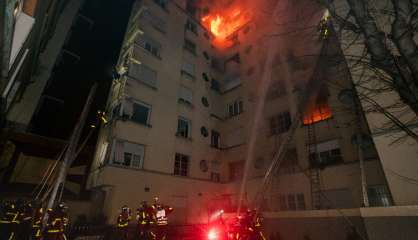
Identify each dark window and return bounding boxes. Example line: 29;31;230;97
174;153;189;176
201;97;209;107
203;51;210;60
184;39;196;54
310;147;342;167
279;195;287;210
202;72;209;82
288;195;296;210
124;152;132;166
270;111;291;135
177;118;190;138
211;130;220;148
227;100;243;117
211;172;220;182
201;126;208;137
368;185;392;207
227;53;241;63
297;194;306;210
132;102;150;125
278;149;299;175
211;79;221;92
153;0;167;9
186;0;197;16
185;19;198;34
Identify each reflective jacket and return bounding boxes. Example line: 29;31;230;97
153;205;173;226
0;204;20;224
117;209;132;228
136;206;154;225
46;208;68;233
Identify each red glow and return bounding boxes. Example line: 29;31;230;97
201;7;251;48
303;102;332;125
208;228;219;240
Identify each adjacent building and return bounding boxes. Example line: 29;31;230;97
87;0;394;231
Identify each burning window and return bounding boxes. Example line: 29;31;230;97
201;3;251;48
303;86;332;125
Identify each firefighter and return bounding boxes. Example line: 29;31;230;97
44;202;69;240
318;14;330;39
250;211;266;240
137;201;155;240
0;200;20;240
31;204;44;240
116;205;132;240
18;201;34;240
152;197;173;240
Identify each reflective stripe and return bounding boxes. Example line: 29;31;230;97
0;220;11;223
8;232;15;240
47;229;62;233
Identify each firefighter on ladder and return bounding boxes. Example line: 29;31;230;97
19;200;34;240
116;205;132;240
32;203;44;240
44;202;69;240
0;201;20;240
250;210;266;240
318;11;330;39
136;201;155;240
152;197;173;240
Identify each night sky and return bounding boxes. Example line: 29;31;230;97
30;0;134;142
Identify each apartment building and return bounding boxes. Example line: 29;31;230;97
87;0;391;227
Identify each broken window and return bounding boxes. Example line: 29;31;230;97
122;99;151;125
303;86;332;125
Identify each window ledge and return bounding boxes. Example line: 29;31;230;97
175;134;192;141
119;118;152;128
178;99;194;108
129;77;158;91
180;70;196;80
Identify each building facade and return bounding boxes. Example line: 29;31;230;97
87;0;391;226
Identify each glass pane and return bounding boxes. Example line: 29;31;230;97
132;103;149;124
124;152;132;166
132;154;142;168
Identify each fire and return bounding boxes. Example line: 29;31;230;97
201;6;251;47
303;102;332;125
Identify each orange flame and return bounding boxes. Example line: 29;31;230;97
201;7;251;47
303;102;332;125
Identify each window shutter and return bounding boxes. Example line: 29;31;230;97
182;61;195;76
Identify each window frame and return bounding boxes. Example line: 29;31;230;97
177;117;191;139
131;100;152;126
111;139;145;169
174;153;190;177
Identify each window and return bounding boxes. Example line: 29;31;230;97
184;39;196;54
113;140;145;168
174;153;189;176
303;86;332;125
136;35;161;57
309;139;342;167
211;172;220;182
211;130;220;148
178;86;193;105
278;149;299;175
224;77;241;91
153;0;167;9
202;72;209;82
185;19;198;34
368;185;392;207
128;64;157;88
296;194;306;210
227;53;241;64
186;0;197;16
177;117;191;138
287;195;296;210
279;195;287;210
122;100;151;125
201;97;209;107
270;111;291;135
142;10;166;32
266;81;286;100
227;100;243;117
181;60;195;78
211;79;221;92
200;127;208;137
203;51;210;60
229;161;244;181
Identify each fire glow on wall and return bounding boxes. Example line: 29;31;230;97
201;5;251;48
